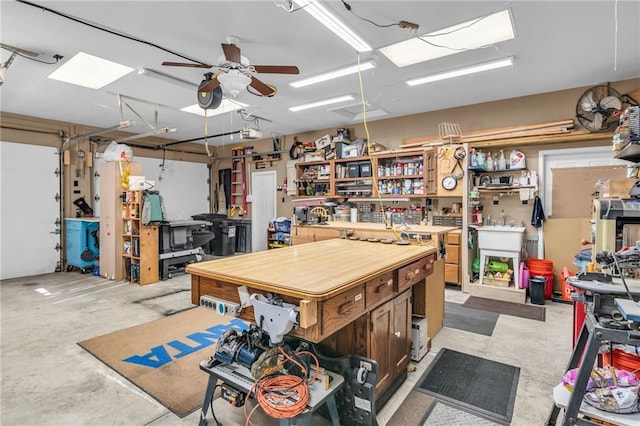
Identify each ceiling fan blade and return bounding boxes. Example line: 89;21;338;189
252;65;300;74
199;77;221;93
250;76;276;97
162;61;212;68
221;43;241;64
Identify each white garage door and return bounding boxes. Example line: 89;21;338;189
1;141;60;279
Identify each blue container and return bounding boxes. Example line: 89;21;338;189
65;218;100;270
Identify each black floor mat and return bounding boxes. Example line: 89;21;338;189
463;296;546;322
444;302;500;336
416;348;520;423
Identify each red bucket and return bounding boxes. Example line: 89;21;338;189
527;258;554;299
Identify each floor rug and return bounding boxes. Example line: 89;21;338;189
463;296;546;322
421;401;502;425
78;306;248;417
444;302;499;336
416;348;520;423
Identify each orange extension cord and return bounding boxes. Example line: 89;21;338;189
244;346;320;426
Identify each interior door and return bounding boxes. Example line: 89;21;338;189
250;171;277;252
1;141;60;279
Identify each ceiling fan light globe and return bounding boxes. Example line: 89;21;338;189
218;70;251;97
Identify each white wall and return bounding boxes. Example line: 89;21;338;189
94;156;210;221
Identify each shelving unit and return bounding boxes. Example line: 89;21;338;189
267;219;291;249
294;153;432;199
121;191;158;285
333;157;373;197
295;160;332;197
374;150;426;197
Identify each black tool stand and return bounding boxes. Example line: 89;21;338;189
546;277;640;426
198;359;343;426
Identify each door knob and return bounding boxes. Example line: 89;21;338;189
394;331;401;338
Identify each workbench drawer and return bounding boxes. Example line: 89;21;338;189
446;231;461;245
321;284;365;335
397;254;435;292
445;263;460;285
445;244;460;264
365;271;395;308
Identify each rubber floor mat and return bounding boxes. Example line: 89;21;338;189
416;348;519;423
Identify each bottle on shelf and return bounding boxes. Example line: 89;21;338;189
498;150;506;170
476;149;485;169
486;151;494;171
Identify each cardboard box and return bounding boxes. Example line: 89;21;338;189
410;315;428;361
599;178;636;199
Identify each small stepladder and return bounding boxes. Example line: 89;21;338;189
230;147;247;216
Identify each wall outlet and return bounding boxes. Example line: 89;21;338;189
199;295;240;317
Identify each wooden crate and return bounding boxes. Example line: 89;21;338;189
483;277;511;287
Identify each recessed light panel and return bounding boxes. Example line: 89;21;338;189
181;99;248;117
47;52;134;89
380;9;515;67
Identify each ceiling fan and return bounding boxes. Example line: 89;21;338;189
162;36;299;107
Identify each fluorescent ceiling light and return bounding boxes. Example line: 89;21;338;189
406;57;513;86
48;52;133;89
289;95;355;112
290;60;376;88
293;0;371;52
380;9;515;67
181;99;248;117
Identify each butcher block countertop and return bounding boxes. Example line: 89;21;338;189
186;238;436;300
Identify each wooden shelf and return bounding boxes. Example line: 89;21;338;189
121;191;158;285
471;131;612;149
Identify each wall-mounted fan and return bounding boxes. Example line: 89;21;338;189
575;84;623;132
162;36;299;104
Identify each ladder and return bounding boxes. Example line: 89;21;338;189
230;147;247;217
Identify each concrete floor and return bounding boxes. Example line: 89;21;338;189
0;270;573;425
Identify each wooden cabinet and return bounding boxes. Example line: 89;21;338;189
445;230;462;285
425;148;438;196
435;144;465;197
333;157;373;197
374;150;425;197
121;190;158;285
370;289;412;397
295;160;331;197
291;225;341;245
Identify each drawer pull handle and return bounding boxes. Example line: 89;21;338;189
374;283;387;294
394;331;401;338
405;271;416;281
337;300;354;315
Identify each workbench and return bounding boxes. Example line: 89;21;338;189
186;238;439;410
